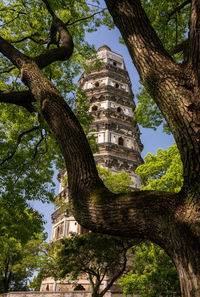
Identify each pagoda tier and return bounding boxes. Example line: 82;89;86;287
78;45;143;187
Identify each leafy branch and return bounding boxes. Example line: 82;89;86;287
67;9;107;26
166;0;191;22
0;126;39;166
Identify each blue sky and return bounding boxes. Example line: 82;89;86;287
31;24;174;241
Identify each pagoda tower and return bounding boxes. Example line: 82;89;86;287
79;45;143;186
40;46;143;293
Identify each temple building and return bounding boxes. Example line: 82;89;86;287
40;45;143;294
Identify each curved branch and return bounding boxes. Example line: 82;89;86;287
167;0;191;21
32;130;45;160
0;90;36;112
104;0;200;193
73;189;180;250
100;252;127;296
34;16;74;69
0;12;73;71
67;9;106;26
31;0;74;68
10;33;48;45
0;35;30;69
0;67;15;74
104;0;176;81
189;0;200;85
0;126;39;166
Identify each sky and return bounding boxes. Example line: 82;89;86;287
31;23;174;241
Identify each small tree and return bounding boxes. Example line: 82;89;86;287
0;233;44;293
119;242;181;297
97;166;134;194
43;232;134;297
118;144;183;297
136;143;183;193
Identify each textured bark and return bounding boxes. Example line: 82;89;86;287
103;1;200;296
0;1;200;296
104;0;200;197
0;90;35;112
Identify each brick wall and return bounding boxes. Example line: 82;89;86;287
0;291;128;297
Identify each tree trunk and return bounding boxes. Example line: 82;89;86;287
104;0;200;195
169;237;200;297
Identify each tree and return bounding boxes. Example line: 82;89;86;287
0;0;200;296
136;143;183;193
0;201;45;293
0;234;44;293
119;242;181;297
119;144;183;296
43;232;133;297
97;166;134;194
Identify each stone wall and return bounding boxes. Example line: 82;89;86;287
0;292;128;297
0;293;92;297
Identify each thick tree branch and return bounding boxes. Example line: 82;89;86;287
0;12;73;71
25;0;74;68
0;90;36;112
1;2;200;293
34;15;74;69
104;0;200;193
167;0;191;21
189;0;200;86
0;35;30;69
74;189;181;249
0;126;39;166
104;0;176;81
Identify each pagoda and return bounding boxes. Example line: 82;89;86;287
40;45;143;293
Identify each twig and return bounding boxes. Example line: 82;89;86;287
0;67;15;74
32;130;45;160
0;126;39;166
10;34;37;43
41;0;55;17
1;14;20;27
67;9;106;26
167;0;190;21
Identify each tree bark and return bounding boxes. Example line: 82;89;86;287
104;0;200;197
103;1;200;296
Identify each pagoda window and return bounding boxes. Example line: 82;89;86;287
115;82;119;88
92;105;98;111
118;137;124;146
111;134;116;144
95;81;100;87
74;284;85;291
117;106;122;113
113;61;117;66
98;133;104;143
55;226;60;239
124;108;130;115
69;221;78;234
127;139;131;148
